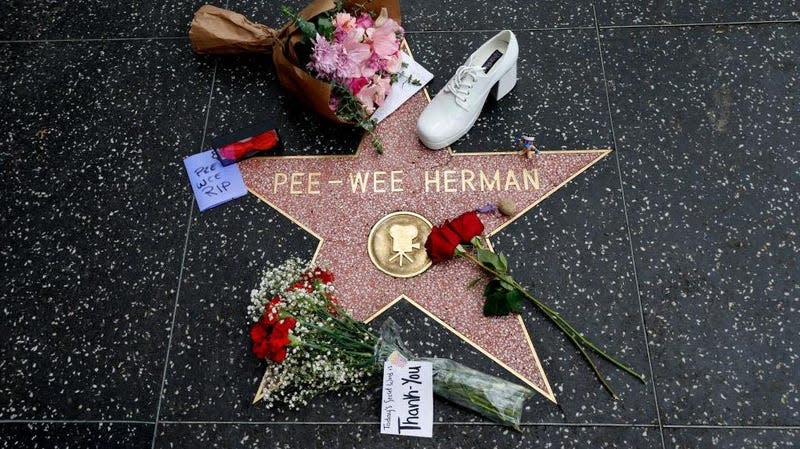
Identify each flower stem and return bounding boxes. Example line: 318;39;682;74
460;251;645;398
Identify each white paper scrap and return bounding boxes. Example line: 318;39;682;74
380;351;434;438
372;52;434;124
183;150;247;211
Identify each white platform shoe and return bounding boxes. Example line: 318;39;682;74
417;30;519;150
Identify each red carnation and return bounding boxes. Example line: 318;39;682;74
448;211;484;243
250;322;271;359
313;268;334;284
250;313;297;362
265;317;296;362
289;268;334;293
425;222;462;264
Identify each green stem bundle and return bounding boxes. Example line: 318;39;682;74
461;251;645;399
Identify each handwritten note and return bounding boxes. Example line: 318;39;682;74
372;52;434;124
183;150;247;211
380;351;433;438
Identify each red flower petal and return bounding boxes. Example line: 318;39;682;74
250;323;267;342
448;211;485;243
252;338;269;359
425;224;461;264
270;346;288;363
315;269;334;284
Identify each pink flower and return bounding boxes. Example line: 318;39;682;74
356;75;392;114
333;12;356;33
339;31;371;79
355;12;374;29
348;77;369;95
384;51;403;74
371;76;392;107
368;17;401;57
328;96;340;111
308;34;346;80
360;53;383;78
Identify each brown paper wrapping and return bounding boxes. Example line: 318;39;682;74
189;0;402;124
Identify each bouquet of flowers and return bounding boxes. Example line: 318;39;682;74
189;0;408;153
248;258;533;430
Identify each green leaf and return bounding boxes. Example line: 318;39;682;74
483;293;510;316
317;17;334;40
279;5;297;19
507;288;523;314
298;19;317;41
467;277;483;289
497;274;515;290
476;247;510;275
498;252;509;273
476;247;499;271
482;280;513;316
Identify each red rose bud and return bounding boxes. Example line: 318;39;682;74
425;222;462;264
447;211;485;243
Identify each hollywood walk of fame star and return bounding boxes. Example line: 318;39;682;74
242;90;610;403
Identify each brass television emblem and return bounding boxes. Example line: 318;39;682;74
368;211;432;278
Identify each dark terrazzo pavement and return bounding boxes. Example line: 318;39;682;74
1;1;798;448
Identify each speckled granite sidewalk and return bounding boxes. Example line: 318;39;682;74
1;1;798;448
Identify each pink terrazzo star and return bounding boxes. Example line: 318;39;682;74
241;90;610;403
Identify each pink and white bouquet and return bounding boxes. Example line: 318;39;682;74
307;9;404;113
189;0;412;153
283;1;414;152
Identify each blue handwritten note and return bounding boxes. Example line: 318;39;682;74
183;150;247;211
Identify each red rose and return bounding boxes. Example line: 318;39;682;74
267;323;291;349
448;211;484;243
290;279;311;292
252;336;269;359
425;223;462;264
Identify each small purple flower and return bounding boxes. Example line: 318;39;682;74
476;204;498;214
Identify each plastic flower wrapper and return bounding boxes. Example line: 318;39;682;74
248;258;533;430
373;318;533;431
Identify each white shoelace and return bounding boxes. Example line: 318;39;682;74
444;65;486;104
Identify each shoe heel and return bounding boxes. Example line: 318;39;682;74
491;63;517;100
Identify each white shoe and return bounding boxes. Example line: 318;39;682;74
417;30;519;150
